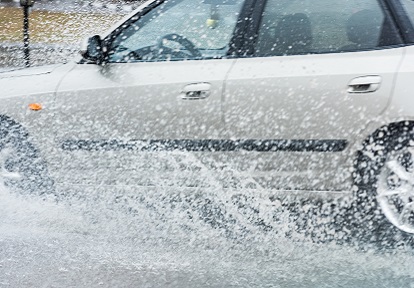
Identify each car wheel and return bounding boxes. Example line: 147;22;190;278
376;147;414;234
0;117;54;196
353;122;414;243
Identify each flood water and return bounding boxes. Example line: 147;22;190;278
1;182;413;288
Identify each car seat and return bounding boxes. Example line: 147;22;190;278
342;9;382;51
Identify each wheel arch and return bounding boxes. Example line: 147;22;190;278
353;120;414;188
0;114;30;139
0;113;55;195
359;120;414;151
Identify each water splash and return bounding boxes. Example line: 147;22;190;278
0;182;413;287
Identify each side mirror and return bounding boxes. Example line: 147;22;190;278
80;35;104;64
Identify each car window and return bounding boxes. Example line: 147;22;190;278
108;0;244;62
254;0;402;57
401;0;414;25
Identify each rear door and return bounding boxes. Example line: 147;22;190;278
223;0;405;191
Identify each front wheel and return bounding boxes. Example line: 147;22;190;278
0;117;54;196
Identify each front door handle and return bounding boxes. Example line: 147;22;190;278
180;83;211;100
348;76;382;93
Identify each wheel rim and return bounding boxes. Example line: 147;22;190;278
377;147;414;234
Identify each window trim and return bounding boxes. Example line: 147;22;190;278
384;0;414;44
227;0;262;56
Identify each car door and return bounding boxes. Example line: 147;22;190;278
54;0;245;186
222;0;405;191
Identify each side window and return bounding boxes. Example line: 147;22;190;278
401;0;414;25
108;0;244;62
254;0;402;57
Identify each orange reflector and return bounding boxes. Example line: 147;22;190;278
29;103;42;111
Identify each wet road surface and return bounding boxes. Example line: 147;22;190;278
1;183;413;287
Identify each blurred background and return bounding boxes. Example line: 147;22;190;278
0;0;143;68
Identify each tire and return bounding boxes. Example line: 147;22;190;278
353;122;414;246
0;116;54;196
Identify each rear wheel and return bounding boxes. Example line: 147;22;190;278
377;148;414;234
0;117;53;195
354;122;414;244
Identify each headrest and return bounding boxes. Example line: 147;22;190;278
346;10;381;47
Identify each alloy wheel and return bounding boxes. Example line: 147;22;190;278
377;148;414;234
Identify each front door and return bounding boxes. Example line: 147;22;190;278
54;0;245;186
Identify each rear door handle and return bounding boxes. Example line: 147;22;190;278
180;83;211;100
348;76;382;93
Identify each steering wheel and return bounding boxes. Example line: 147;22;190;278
156;33;202;59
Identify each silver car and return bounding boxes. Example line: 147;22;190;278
1;0;414;236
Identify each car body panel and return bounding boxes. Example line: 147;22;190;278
0;63;74;163
55;59;233;141
0;64;68;98
223;47;404;191
224;48;404;139
52;59;235;186
386;45;414;120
